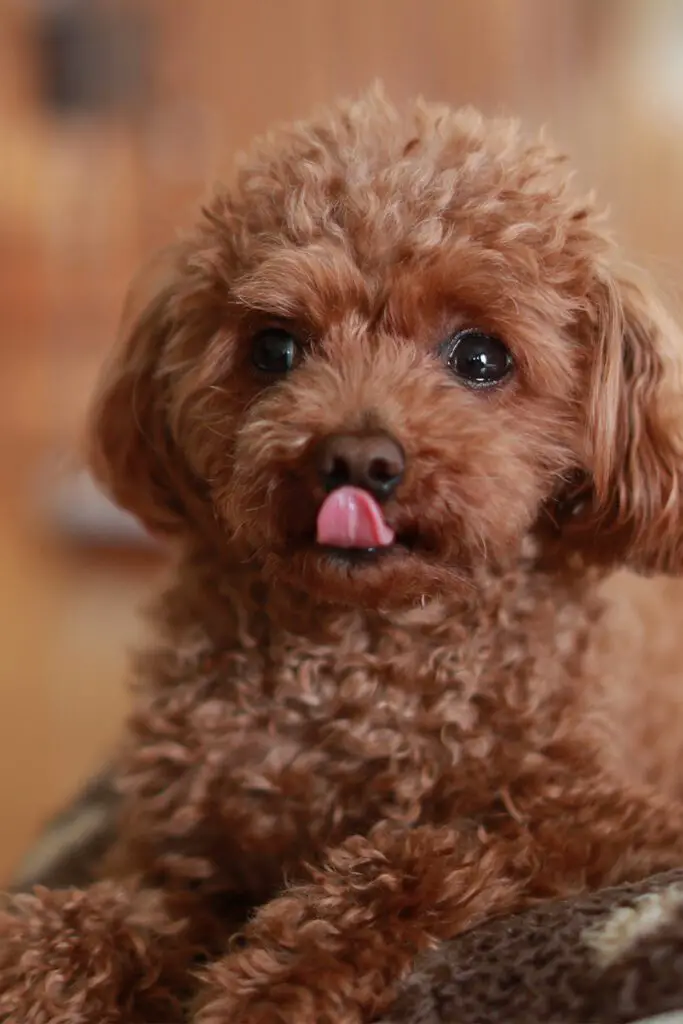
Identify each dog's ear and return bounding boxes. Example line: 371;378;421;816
557;269;683;573
88;244;198;536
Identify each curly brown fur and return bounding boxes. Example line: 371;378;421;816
0;882;193;1024
4;88;683;1023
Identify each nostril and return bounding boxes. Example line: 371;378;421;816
368;457;398;485
328;456;351;489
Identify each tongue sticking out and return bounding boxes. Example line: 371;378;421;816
316;486;395;549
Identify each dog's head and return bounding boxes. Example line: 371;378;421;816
89;92;683;607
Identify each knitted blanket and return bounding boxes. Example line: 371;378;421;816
381;872;683;1024
10;773;683;1024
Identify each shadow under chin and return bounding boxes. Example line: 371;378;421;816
261;545;471;609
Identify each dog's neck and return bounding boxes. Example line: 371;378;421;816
153;536;606;669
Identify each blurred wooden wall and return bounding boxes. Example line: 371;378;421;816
1;0;597;447
1;0;682;881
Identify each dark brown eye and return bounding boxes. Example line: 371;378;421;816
446;329;513;387
251;328;301;374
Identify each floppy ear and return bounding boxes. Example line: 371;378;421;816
87;245;200;536
558;269;683;574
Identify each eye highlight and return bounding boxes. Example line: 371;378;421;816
445;328;513;387
251;328;302;374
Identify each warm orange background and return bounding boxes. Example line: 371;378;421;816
2;0;683;882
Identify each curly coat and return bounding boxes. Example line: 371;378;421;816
3;89;683;1024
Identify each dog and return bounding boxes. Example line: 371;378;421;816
3;89;683;1024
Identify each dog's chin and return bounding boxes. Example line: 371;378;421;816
260;541;466;609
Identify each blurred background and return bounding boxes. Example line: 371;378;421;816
2;0;683;882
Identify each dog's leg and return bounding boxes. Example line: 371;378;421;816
0;878;219;1023
194;786;683;1024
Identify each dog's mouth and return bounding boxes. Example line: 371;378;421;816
317;531;418;563
312;486;419;564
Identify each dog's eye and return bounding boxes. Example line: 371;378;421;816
251;328;302;374
446;329;512;387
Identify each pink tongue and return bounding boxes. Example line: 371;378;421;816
316;486;396;549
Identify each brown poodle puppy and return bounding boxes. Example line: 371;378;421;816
3;89;683;1024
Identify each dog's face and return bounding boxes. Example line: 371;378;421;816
91;95;683;607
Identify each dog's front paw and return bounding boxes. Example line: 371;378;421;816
195;832;435;1024
196;944;364;1024
194;883;377;1024
0;882;191;1024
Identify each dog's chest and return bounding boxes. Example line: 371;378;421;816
194;616;533;824
127;578;595;884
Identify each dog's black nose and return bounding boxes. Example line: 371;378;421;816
317;432;405;501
